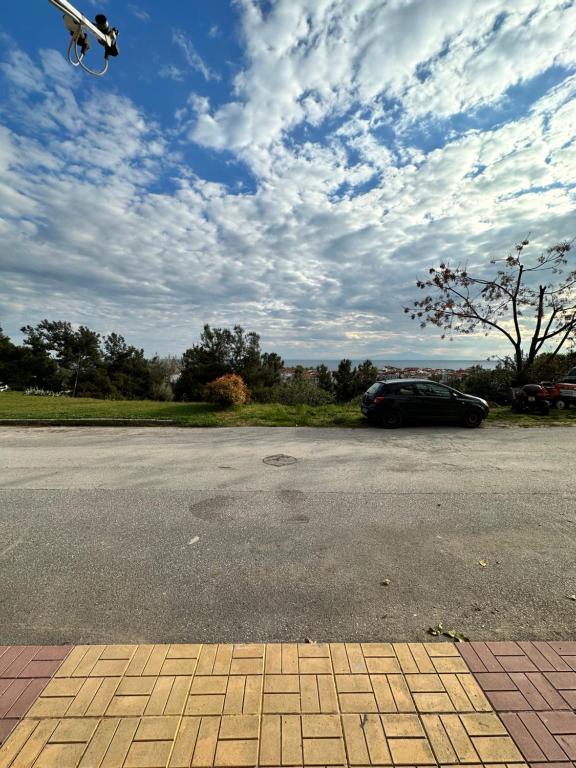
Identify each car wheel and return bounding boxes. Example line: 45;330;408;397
554;398;568;410
380;410;403;429
462;409;482;428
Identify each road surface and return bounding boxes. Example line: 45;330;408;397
0;425;575;644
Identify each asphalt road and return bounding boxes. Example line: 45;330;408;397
1;425;575;644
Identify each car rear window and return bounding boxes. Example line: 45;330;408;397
386;383;415;395
366;382;383;395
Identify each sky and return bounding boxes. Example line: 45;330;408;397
0;0;575;360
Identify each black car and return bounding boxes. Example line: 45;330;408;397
361;378;489;428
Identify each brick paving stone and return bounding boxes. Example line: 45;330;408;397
462;641;576;768
5;640;573;767
0;646;71;748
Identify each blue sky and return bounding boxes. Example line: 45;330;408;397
0;0;575;359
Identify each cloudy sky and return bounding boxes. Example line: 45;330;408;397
0;0;575;360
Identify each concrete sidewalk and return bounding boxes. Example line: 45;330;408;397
1;641;575;767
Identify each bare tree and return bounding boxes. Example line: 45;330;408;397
405;239;576;380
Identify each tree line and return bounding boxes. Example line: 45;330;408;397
0;320;380;403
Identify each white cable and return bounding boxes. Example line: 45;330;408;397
64;23;109;77
73;35;109;76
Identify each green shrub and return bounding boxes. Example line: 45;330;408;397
203;374;250;406
267;381;336;406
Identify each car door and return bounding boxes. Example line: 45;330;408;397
390;382;419;418
413;382;457;422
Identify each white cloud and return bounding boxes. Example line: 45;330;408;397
158;64;184;82
128;4;151;23
0;3;575;359
172;29;220;82
189;0;576;152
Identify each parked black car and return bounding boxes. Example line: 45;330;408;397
361;378;489;428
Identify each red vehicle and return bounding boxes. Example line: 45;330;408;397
540;381;576;410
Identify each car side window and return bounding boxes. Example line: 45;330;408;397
415;382;451;398
395;384;415;396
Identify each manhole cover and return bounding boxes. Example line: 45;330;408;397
263;454;297;467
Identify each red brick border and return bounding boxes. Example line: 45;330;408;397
0;645;71;744
459;641;576;766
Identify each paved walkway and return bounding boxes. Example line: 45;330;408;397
1;641;575;767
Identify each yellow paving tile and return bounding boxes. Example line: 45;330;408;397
260;715;281;766
388;674;416;712
382;713;425;738
161;658;198;675
441;713;479;762
413;691;456;713
215;738;259;767
344;644;367;674
34;742;86;767
460;713;508;737
335;675;372;693
406;673;444;693
124;740;173;767
169;717;201;767
125;645;155;676
426;643;461;656
457;673;493;712
339;692;378;713
408;644;436;673
234;643;264;658
9;720;59;768
421;714;458;763
303;737;346;765
186;693;225;715
471;735;524;763
365;657;401;674
50;718;98;743
301;715;341;738
167;643;201;659
298;657;332;675
100;717;138;768
100;644;136;660
341;714;370;765
192;716;220;766
55;645;91;677
263;692;301;714
394;643;419;674
281;715;302;766
298;643;330;658
66;678;102;716
219;715;260;740
371;675;397;713
431;655;469;674
0;641;529;768
135;716;179;741
0;720;39;768
361;643;395;657
145;676;174;716
85;678;122;717
329;643;350;674
388;737;436;765
78;719;120;768
142;645;170;676
107;695;149;717
363;714;392;765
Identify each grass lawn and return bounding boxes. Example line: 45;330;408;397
1;391;575;427
0;392;362;427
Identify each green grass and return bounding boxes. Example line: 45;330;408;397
1;392;575;427
0;392;363;427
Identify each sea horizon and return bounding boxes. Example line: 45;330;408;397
283;358;497;371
